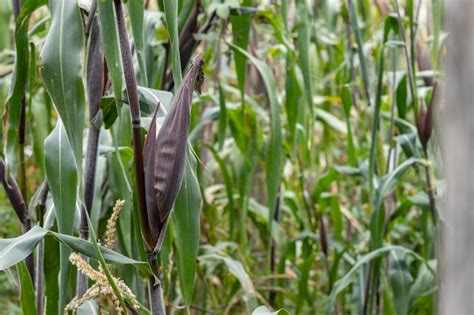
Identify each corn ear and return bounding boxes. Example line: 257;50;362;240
143;55;204;253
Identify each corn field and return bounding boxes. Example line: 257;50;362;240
0;0;466;314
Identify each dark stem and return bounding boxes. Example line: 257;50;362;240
269;190;281;305
35;236;44;312
13;0;27;210
11;0;20;18
78;15;104;297
19;97;27;204
0;160;34;280
424;158;437;223
363;265;372;315
114;0;153;251
148;254;166;315
85;0;98;37
11;0;34;284
163;9;217;91
22;219;35;281
114;3;164;312
375;277;381;315
35;181;48;315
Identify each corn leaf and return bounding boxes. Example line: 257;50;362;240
41;0;85;167
127;0;148;86
230;0;251;96
163;0;182;86
98;0;123;117
229;43;282;248
18;261;37;315
172;151;202;307
326;245;435;315
44;120;77;312
4;0;47;162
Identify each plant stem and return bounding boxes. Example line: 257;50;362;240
114;2;165;313
269;189;281;305
11;0;20;18
18;96;27;206
11;0;34;283
78;14;104;297
114;0;152;250
148;254;166;315
423;156;437;223
35;181;48;315
80;16;104;241
18;99;33;280
347;0;371;106
22;219;35;280
394;0;419;118
0;160;34;280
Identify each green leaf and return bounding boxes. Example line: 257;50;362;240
200;253;257;310
0;225;48;270
18;261;37;315
81;209;127;311
44;121;77;238
178;0;196;31
409;260;436;305
342;86;357;166
208;145;234;218
44;120;77;312
0;2;10;51
217;83;227;150
315;108;347;134
189;106;220;143
296;0;313;116
347;0;371;104
100;87;173;129
41;0;85;167
230;0;252;96
172;150;202;307
98;0;123;117
0;226;151;299
396;75;408;119
44;229;60;315
51;231;150;274
0;222;148;273
229;43;282;249
389;250;413;315
325;245;435;315
163;0;182;86
136;86;173;114
285;55;302;147
127;0;148;86
368;15;395;193
5;0;47;162
374;158;428;212
370;158;427;250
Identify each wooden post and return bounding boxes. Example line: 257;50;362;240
440;1;474;313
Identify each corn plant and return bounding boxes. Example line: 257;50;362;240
0;0;446;314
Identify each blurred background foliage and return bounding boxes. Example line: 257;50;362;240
0;0;444;314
